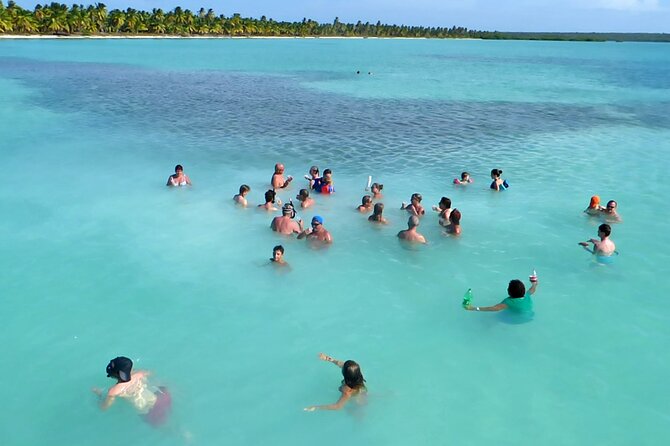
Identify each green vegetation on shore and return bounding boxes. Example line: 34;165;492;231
1;2;669;42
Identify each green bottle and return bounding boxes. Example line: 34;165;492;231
462;288;473;309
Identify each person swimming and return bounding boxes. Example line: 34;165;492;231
92;356;171;426
454;171;473;185
368;202;388;224
583;195;602;215
258;189;280;211
432;196;452;226
370;183;384;200
304;353;366;412
234;184;251;207
166;164;192;187
464;275;539;316
296;188;315;209
490;169;509;191
401;193;425;216
270;245;288;266
357;195;373;213
445;208;461;235
578;223;617;262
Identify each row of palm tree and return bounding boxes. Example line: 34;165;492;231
0;1;488;38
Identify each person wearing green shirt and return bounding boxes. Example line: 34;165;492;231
464;276;538;314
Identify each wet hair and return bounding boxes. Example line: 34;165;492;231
507;280;526;299
175;164;184;172
299;188;310;199
461;172;470;180
309;166;319;174
439;197;451;209
450;209;461;224
273;245;284;254
264;189;276;203
239;184;250;194
323;169;332;176
371;182;383;191
606;200;617;209
342;360;365;390
408;215;420;228
491;169;502;178
411;193;422;202
106;356;133;383
598;223;611;237
369;203;384;221
361;195;372;205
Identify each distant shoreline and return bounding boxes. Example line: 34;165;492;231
0;34;475;40
1;34;668;43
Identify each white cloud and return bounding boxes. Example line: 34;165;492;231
596;0;660;11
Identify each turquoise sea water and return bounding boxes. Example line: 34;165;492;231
1;38;669;445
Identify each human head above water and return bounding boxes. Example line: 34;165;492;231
309;166;319;176
239;184;250;195
298;189;310;200
174;164;184;173
411;193;422;203
342;360;365;390
361;195;372;206
371;182;383;192
439;197;451;209
106;356;133;383
450;209;461;225
491;168;502;179
589;195;600;209
264;189;276;204
408;215;420;228
274;163;285;174
272;245;285;261
507;280;526;299
606;200;617;210
598;223;611;237
312;215;324;226
461;172;470;181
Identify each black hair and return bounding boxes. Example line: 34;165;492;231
439;197;451;209
273;245;284;254
264;189;276;203
491;169;502;178
239;184;250;194
362;195;372;205
299;188;309;198
371;182;383;191
507;280;526;299
323;169;332;175
411;193;422;202
106;356;133;383
342;360;365;390
599;223;611;237
450;209;461;224
175;164;184;172
461;172;470;180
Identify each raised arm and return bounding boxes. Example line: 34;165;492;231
318;352;344;368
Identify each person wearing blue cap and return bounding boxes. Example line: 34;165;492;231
298;215;333;244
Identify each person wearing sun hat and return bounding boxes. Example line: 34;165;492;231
91;356;172;426
297;215;333;244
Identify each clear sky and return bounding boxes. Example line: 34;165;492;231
14;0;670;32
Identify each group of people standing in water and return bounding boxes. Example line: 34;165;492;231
93;163;622;424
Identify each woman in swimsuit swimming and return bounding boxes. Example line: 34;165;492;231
92;356;171;426
167;164;191;187
432;196;452;226
368;203;388;224
490;169;508;191
304;353;366;411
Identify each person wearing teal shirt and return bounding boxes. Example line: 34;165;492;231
464;277;538;314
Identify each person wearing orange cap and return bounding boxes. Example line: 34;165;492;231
584;195;603;216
